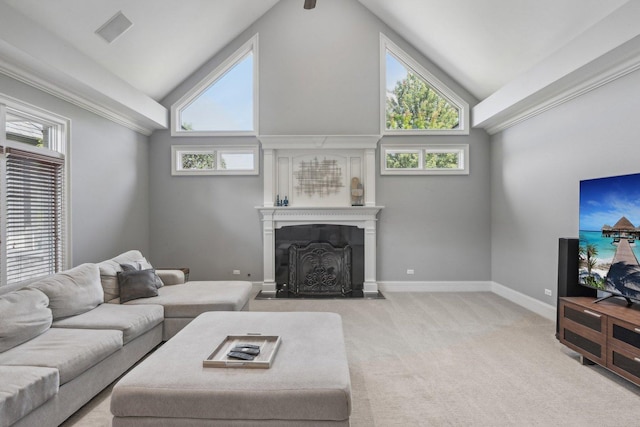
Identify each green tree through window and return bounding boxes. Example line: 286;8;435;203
425;152;459;169
386;54;459;131
182;153;215;170
386;152;419;169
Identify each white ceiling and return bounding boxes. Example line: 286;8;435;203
0;0;632;103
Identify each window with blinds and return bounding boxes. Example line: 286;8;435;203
3;148;64;283
1;99;69;287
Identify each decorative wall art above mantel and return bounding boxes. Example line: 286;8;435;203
293;157;344;198
258;135;380;208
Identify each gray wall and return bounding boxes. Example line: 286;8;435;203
0;74;150;266
150;0;491;283
491;68;640;305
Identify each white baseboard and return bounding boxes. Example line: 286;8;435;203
378;280;556;321
490;281;556;321
378;281;492;292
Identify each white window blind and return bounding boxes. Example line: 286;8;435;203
3;147;64;284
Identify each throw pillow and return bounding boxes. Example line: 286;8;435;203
0;288;52;353
118;269;159;304
97;250;146;302
120;262;164;289
29;263;103;320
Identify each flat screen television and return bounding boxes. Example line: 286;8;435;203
579;172;640;305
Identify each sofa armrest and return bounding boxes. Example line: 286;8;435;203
156;269;186;286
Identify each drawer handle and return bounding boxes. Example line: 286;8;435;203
635;328;640;334
634;357;640;364
583;310;601;318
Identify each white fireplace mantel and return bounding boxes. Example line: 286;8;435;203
257;206;383;296
256;135;383;296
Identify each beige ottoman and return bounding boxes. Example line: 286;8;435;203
111;311;351;426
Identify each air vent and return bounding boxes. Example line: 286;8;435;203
95;11;132;43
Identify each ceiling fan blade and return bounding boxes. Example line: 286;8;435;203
304;0;316;10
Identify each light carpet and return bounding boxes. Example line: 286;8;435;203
61;291;640;426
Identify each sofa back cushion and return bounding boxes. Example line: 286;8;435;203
29;263;103;320
0;288;52;352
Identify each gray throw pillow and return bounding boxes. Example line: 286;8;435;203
0;288;52;352
120;263;164;289
118;269;159;303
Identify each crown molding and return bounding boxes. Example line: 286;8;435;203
475;49;640;135
0;60;158;136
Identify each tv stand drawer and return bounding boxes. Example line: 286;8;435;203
559;300;606;365
608;344;640;384
609;317;640;352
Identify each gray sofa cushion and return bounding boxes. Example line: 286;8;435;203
0;288;52;353
113;281;252;318
0;365;59;427
0;328;122;385
98;250;155;302
52;303;164;344
29;263;103;320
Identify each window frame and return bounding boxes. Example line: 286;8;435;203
171;145;259;176
0;95;71;287
380;143;469;175
171;34;259;137
380;34;470;136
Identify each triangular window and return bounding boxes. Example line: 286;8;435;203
172;35;258;136
381;34;469;135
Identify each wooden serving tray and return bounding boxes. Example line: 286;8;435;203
203;334;281;369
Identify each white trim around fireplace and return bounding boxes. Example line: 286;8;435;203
257;206;383;296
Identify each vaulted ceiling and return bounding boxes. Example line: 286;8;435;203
2;0;628;101
0;0;636;133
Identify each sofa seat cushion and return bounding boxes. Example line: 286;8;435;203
0;328;122;385
115;281;252;318
52;304;163;344
28;263;104;320
0;365;59;427
0;288;52;353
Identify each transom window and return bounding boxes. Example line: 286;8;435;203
171;35;258;136
380;34;469;135
381;144;469;175
171;145;259;175
1;96;70;286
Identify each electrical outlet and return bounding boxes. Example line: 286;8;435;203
233;270;241;275
407;269;415;275
544;289;552;296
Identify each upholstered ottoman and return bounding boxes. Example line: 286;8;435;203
111;311;351;426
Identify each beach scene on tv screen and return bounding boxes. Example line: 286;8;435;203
579;172;640;301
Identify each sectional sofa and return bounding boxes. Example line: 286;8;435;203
0;250;252;427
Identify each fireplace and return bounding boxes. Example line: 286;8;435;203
276;224;363;297
256;135;383;296
289;242;352;297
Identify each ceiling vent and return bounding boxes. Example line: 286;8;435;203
95;11;133;43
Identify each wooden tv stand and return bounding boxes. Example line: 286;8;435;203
558;296;640;386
